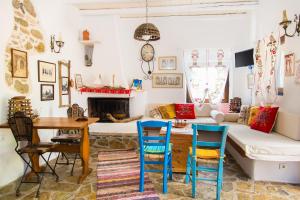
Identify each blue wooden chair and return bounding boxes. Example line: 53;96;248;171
185;124;229;199
137;120;173;194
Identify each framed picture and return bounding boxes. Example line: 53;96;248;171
58;60;71;107
152;73;183;88
295;60;300;84
75;74;83;89
158;56;177;70
11;48;28;78
41;84;54;101
61;77;69;95
285;53;295;76
38;60;56;83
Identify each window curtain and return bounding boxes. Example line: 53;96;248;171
184;49;231;104
254;35;281;105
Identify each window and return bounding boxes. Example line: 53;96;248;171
184;49;232;104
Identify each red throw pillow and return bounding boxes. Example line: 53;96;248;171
250;106;279;133
175;104;196;119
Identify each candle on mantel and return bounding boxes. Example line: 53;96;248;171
112;74;115;88
283;10;289;22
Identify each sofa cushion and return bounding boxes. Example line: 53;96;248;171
175;103;196;119
274;111;300;140
224;113;239;122
237;105;251;125
158;104;176;119
149;108;162;119
250;107;279;133
194;103;212;117
224;122;300;161
248;106;259;125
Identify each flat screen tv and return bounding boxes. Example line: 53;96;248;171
235;49;254;67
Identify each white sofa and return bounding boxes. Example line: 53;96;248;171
224;111;300;183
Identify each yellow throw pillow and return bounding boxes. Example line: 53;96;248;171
248;106;260;125
158;104;176;119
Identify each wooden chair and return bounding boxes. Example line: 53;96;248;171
8;112;59;198
185;124;229;199
51;104;83;176
137;120;173;194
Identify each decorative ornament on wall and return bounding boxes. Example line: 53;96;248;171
279;10;300;37
140;42;155;79
5;0;45;94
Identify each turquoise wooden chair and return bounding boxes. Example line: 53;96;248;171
137;120;173;194
185;124;229;199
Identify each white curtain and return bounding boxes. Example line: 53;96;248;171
184;49;231;104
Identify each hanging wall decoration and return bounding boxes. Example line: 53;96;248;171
158;56;177;70
58;60;71;107
5;0;45;94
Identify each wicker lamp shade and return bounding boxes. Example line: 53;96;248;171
134;23;160;41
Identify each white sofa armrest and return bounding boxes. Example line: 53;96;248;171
210;110;225;124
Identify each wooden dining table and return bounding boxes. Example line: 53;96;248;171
0;117;99;184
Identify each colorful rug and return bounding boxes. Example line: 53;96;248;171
97;149;160;200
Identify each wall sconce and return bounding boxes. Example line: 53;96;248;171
50;34;64;53
279;10;300;37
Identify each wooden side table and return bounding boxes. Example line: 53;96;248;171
160;127;193;173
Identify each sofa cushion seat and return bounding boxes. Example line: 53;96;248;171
224;123;300;162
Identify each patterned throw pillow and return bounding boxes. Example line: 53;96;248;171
250;107;279;133
248;106;260;125
175;104;196;119
158;104;176;119
237;105;251;125
150;108;162;119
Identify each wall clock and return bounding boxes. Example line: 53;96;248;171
140;42;155;79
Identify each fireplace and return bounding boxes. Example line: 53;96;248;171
88;98;130;122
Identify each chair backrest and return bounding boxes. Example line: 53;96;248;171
67;104;84;118
8;111;33;144
137;120;172;157
191;124;229;158
58;104;83;135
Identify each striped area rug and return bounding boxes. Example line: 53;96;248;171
97;149;160;200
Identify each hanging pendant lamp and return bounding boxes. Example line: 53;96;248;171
134;0;160;41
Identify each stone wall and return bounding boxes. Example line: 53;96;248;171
5;0;45;94
90;134;139;150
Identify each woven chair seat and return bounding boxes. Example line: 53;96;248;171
51;134;81;143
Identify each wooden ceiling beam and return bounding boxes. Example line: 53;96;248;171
74;0;258;10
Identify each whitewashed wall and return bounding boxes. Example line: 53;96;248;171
254;0;300;114
81;14;253;104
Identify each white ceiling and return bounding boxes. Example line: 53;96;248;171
67;0;259;17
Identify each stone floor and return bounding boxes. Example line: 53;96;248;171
0;145;300;200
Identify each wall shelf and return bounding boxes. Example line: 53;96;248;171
79;40;100;66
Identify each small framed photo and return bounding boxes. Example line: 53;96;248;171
11;48;28;78
41;84;54;101
158;56;177;70
152;73;183;88
38;60;56;83
295;60;300;84
285;53;295;76
61;77;69;95
75;74;83;89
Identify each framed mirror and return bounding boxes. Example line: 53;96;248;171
58;60;71;107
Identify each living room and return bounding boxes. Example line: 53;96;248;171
0;0;300;199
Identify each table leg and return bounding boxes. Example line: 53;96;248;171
78;126;92;184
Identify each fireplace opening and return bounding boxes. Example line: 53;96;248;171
88;98;130;123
